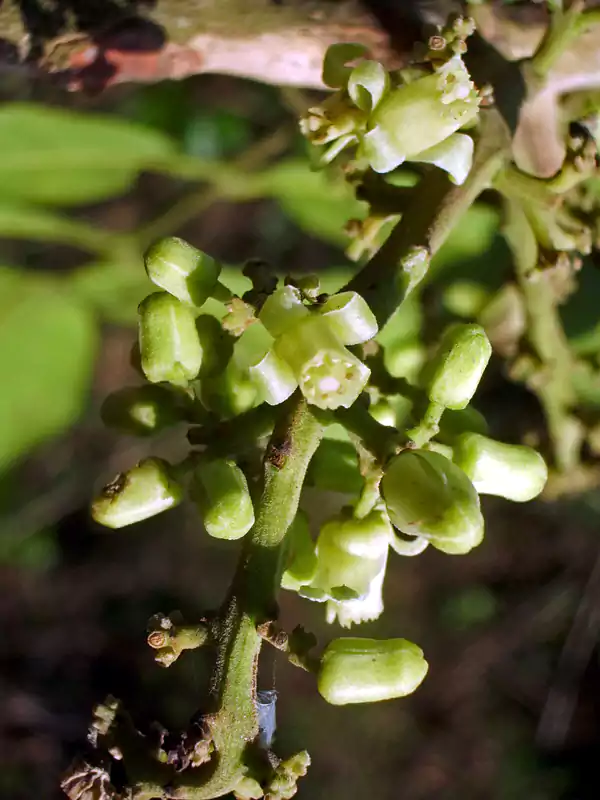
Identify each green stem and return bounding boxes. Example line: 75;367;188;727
164;397;322;799
503;199;582;471
407;401;445;448
531;2;600;78
345;110;510;328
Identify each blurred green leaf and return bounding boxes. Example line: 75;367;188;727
124;80;192;140
431;204;506;281
0;202;115;254
69;261;252;326
377;293;423;347
261;159;367;246
184;110;252;159
69;260;152;325
0;267;98;470
440;586;498;631
0;104;177;205
306;438;362;494
0;527;58;571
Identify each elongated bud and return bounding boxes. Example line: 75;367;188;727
282;512;317;591
192;459;255;540
423;323;491;410
100;385;186;436
92;457;183;529
318;637;428;705
317;291;378;346
275;316;370;410
382;450;484;555
454;433;548;502
259;285;309;337
144;237;221;306
138;292;203;387
313;507;391;598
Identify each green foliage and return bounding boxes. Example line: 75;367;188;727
0;268;97;472
0;526;58;570
0;104;177;205
260;158;367;245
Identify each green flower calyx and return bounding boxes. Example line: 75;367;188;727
318;637;429;705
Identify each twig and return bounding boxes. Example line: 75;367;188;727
502;198;581;471
127;396;323;798
531;1;600;78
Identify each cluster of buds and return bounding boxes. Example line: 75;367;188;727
89;235;548;723
281;321;547;638
300;40;481;184
90;237;383;535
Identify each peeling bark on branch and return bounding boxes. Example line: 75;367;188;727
0;0;402;91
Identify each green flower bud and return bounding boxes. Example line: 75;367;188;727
313;507;391;598
423;323;492;411
317;291;378;346
194;315;234;378
282;511;318;591
363;56;480;174
384;340;427;383
259;285;309;337
192;459;255;540
382;450;484;555
275;316;370;410
306;439;363;495
369;399;397;428
138;292;203;387
92;457;183;529
144;237;221;306
100;385;185;436
443;280;491;319
198;357;258;419
318;637;428;705
454;433;548;502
